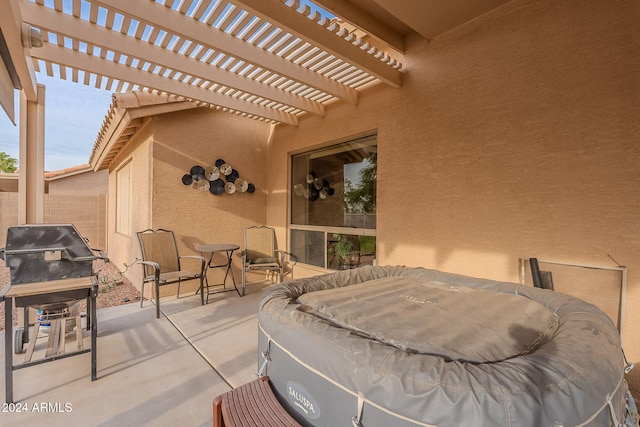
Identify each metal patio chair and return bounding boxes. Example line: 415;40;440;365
136;228;206;318
240;226;296;296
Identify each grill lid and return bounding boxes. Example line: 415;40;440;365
1;224;99;285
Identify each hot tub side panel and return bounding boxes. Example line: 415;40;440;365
257;266;632;427
259;326;423;427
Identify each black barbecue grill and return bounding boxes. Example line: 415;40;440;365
0;224;102;403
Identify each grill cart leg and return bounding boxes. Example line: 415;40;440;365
91;283;98;381
5;297;14;403
22;307;29;347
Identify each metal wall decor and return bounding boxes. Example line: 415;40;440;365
181;159;255;195
293;173;334;201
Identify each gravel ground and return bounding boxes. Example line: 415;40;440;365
0;258;141;331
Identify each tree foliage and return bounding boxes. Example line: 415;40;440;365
344;152;377;213
0;151;18;173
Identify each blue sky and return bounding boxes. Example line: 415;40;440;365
0;74;113;171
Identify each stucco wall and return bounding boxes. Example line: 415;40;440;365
0;193;18;244
107;109;271;297
106;119;154;290
48;169;108;195
267;0;640;359
150;109;271;294
0;183;107;250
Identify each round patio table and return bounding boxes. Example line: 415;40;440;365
195;244;241;299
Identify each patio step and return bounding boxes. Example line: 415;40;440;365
213;376;301;427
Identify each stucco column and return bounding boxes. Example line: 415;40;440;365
17;83;45;224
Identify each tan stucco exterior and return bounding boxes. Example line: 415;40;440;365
47;169;108;196
104;0;640;361
0;168;108;249
106;109;272;297
268;0;640;359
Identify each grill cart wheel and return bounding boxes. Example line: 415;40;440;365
14;329;25;354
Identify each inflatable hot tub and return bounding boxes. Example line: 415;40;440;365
257;266;637;427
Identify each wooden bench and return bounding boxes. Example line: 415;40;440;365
213;376;301;427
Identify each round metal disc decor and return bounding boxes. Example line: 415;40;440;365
209;179;225;195
225;182;236;194
235;178;249;192
226;169;240;182
190;165;205;181
205;165;220;180
196;179;210;191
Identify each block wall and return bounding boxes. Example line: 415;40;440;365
0;192;107;251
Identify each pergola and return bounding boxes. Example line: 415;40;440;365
0;0;510;223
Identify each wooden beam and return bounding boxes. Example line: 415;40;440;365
18;84;45;224
236;0;402;87
30;44;299;125
20;1;326;116
93;0;360;103
1;0;38;101
310;0;405;52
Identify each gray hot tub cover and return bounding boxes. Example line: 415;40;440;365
258;265;638;427
297;275;559;364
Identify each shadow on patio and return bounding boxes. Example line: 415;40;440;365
0;285;268;426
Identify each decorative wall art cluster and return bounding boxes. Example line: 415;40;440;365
181;159;255;195
293;173;335;201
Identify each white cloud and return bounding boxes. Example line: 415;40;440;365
0;73;113;171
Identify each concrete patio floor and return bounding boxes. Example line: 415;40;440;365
0;284;269;427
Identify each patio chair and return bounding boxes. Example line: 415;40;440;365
240;226;296;296
136;228;206;318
